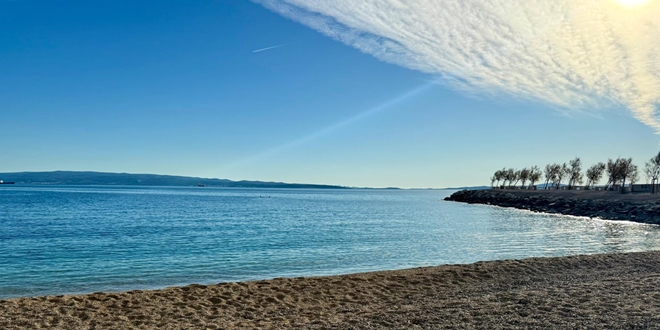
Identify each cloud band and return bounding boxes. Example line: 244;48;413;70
255;0;660;131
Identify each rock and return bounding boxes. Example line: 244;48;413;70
444;189;656;225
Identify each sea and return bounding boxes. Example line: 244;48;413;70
1;185;660;299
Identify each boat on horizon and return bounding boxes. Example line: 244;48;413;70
0;180;15;185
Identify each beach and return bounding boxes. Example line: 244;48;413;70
2;251;660;329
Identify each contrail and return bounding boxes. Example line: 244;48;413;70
252;43;289;53
255;0;660;132
223;82;436;168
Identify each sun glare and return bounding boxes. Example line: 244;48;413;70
613;0;652;8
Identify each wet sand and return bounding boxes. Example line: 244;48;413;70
2;251;660;329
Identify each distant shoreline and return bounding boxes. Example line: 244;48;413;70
0;171;351;190
445;189;660;225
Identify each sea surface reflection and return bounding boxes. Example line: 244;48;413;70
1;186;659;298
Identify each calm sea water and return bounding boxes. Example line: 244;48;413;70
1;185;660;299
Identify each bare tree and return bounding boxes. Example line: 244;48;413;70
567;157;583;190
644;162;654;184
585;162;605;189
629;165;640;188
644;151;660;193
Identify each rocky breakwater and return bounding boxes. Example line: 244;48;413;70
445;189;660;225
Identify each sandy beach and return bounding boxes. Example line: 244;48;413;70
2;251;660;329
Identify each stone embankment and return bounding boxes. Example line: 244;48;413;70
445;189;660;225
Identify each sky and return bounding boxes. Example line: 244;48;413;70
1;0;660;188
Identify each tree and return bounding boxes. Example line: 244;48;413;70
629;164;640;188
644;161;655;184
605;158;622;190
585;162;605;189
492;169;505;188
644;151;660;193
604;158;635;192
544;164;552;190
618;158;635;193
505;168;517;187
544;163;560;190
529;166;542;188
567;157;583;190
555;163;569;189
510;169;522;187
519;168;531;188
495;168;507;187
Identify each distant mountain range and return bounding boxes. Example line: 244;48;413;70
0;171;349;189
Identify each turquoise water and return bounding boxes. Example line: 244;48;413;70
1;185;660;299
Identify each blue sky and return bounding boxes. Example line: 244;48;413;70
1;0;659;188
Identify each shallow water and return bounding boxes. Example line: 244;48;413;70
1;185;659;298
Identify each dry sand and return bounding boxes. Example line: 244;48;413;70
2;251;660;329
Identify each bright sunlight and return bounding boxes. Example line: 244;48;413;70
613;0;652;8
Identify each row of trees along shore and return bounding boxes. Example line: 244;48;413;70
490;152;660;194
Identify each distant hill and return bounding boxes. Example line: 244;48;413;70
0;171;349;189
442;185;490;190
534;183;567;189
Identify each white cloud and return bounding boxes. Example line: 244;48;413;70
254;0;660;131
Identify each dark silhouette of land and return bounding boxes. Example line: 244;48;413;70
0;171;348;189
446;189;660;224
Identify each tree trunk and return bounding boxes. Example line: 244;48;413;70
653;178;657;194
652;178;657;194
621;178;626;194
